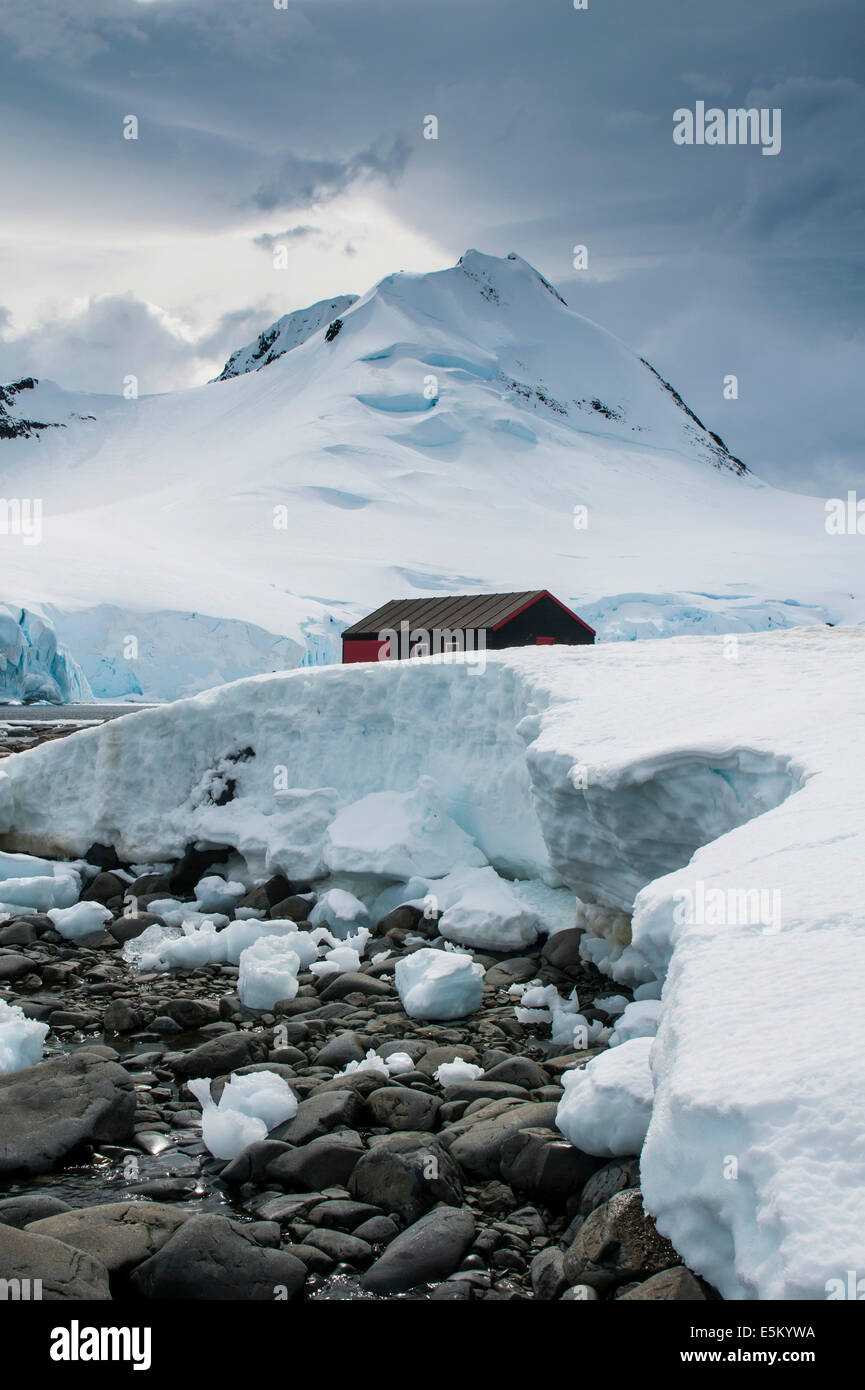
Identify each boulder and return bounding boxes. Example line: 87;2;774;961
349;1133;463;1224
0;1053;136;1175
578;1156;641;1214
362;1206;475;1294
541;927;584;975
367;1086;440;1132
618;1266;707;1300
130;1213;306;1299
0;1222;111;1299
27;1200;187;1276
271;1089;363;1144
168;1031;265;1080
266;1132;365;1190
445;1102;558;1179
563;1189;681;1292
0;1194;72;1228
499;1126;602;1203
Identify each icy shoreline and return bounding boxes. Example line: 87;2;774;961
1;628;864;1298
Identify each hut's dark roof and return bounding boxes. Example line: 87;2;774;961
342;590;589;637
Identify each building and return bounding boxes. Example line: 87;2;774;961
341;590;596;663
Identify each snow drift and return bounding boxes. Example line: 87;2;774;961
1;629;863;1300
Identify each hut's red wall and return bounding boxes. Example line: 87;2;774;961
343;638;387;663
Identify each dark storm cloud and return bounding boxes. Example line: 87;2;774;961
0;0;862;492
248;137;411;213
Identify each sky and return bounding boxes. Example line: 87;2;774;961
0;0;862;495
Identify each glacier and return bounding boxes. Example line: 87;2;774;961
0;628;863;1298
0;605;92;704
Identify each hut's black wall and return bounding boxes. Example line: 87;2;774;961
486;594;594;648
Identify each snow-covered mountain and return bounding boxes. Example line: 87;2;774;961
215;294;359;381
0;250;860;700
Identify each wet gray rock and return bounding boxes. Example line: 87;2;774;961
541;927;584;975
362;1205;475;1294
484;1056;550;1089
320;972;392;1002
578;1156;641;1215
303;1227;373;1267
272;1090;363;1144
618;1266;707;1300
563;1189;681;1292
219;1140;292;1185
313;1032;367;1068
416;1044;480;1078
162;998;221;1030
499;1126;602;1203
0;953;34;980
306;1198;382;1231
266;1132;365;1190
367;1085;440;1132
0;1194;73;1228
445;1101;558;1179
353;1214;399;1244
530;1245;568;1300
0;1222;111;1299
169;1030;266;1080
107;912;167;945
102;999;150;1033
27;1200;187;1275
130;1213;306;1299
0;1053;136;1175
349;1133;463;1224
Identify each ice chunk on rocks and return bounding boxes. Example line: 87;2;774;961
48;901;113;940
308;889;370;941
435;866;542;951
516;982;606;1048
0;872;81;912
434;1057;485;1086
0;998;49;1074
334;1049;391;1080
609;999;662;1047
395;947;483;1021
193;875;248;914
237;937;301;1010
556;1037;654;1157
188;1071;296;1159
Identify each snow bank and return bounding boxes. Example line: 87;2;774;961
323;777;487;878
556;1038;654;1158
0;997;49;1074
395;947;484;1021
3;629;865;1298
